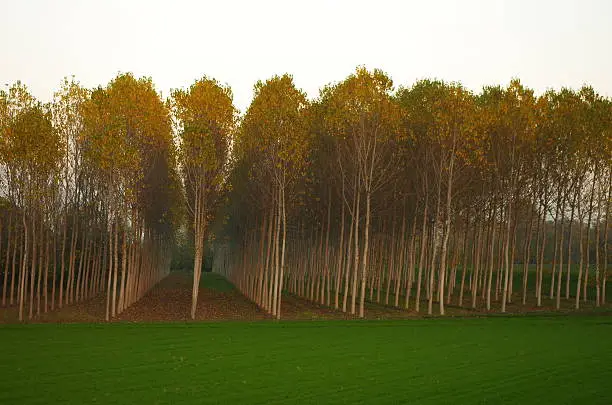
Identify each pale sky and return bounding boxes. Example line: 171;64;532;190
1;0;611;112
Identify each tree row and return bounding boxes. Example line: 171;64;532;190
215;68;610;318
0;75;177;321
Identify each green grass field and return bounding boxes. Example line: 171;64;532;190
199;271;237;292
1;317;611;404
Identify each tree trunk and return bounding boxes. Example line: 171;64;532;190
51;229;57;310
10;229;20;306
342;182;356;313
394;206;407;308
458;215;470;307
43;228;50;313
264;205;274;312
556;193;567;309
565;182;579;299
256;215;267;307
67;214;78;305
471;218;483;309
385;214;397;306
594;181;602;307
111;218;119;318
508;214;518;303
584;168;597;302
272;186;281;317
19;213;29;322
522;200;535;305
549;189;562;300
324;187;332;307
191;189;206;319
29;216;37;320
575;204;585;309
75;226;86;304
2;215;11;307
602;171;610;304
486;202;497;311
277;184;287;319
428;170;443;315
106;224;113;321
59;215;67;309
536;199;547;307
359;190;371;318
119;227;128;313
439;143;456;315
334;183;346;310
405;209;418;309
351;184;361;316
415;201;428;312
501;197;512;313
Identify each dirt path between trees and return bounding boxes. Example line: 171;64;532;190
1;272;352;323
2;271;611;324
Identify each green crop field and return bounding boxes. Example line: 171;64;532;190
1;317;611;404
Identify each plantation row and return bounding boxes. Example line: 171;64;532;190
215;69;610;318
1;68;610;321
0;76;176;321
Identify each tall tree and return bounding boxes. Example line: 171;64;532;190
172;77;236;319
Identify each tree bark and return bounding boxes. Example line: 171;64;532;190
486;202;497;311
522;199;535;305
415;201;428;312
405;208;418;309
29;215;37;320
19;213;29;322
277;184;287;319
359;190;371;318
59;215;67;308
458;214;470;307
334;182;346;310
583;167;597;302
342;181;356;313
2;215;11;307
351;184;361;316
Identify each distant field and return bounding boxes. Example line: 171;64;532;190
1;317;611;404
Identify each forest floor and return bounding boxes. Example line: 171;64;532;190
0;272;267;323
1;316;611;404
1;271;611;323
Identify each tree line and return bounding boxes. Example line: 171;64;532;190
1;68;610;321
215;68;610;318
0;75;178;321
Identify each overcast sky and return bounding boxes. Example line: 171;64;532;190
1;0;611;112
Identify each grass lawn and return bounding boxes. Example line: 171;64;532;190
1;317;611;404
199;271;238;292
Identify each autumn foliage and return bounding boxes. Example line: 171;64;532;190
0;68;610;321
